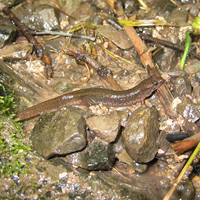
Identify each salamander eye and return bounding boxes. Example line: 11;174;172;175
153;81;158;86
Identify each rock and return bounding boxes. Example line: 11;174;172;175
167;9;188;26
157;131;170;152
173;181;195;200
183;119;200;135
96;25;133;49
65;137;115;170
34;5;60;31
117;149;147;173
13;3;60;31
185;59;200;74
195;70;200;82
93;0;110;10
0;25;17;48
60;0;95;19
31;108;87;159
0;0;22;7
173;76;192;98
122;106;159;163
114;136;147;173
0;43;33;60
86;111;124;143
177;103;200;123
123;0;139;16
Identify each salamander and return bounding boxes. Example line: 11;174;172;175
15;76;164;121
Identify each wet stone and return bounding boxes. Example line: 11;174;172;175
93;0;110;10
117;149;148;173
65;137;115;170
0;0;22;7
195;70;200;83
31;108;87;159
97;25;133;49
0;43;33;60
13;3;60;31
167;9;188;26
34;5;60;31
86;111;123;143
185;59;200;75
173;181;195;200
173;76;192;98
122;106;159;163
177;103;200;123
183;119;200;135
0;25;17;48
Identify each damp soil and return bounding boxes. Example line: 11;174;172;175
1;0;200;199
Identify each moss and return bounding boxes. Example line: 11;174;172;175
0;84;31;177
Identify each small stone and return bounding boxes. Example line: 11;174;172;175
0;25;17;48
0;43;33;60
65;137;115;170
177;103;200;123
97;25;133;49
31;108;87;159
173;76;192;98
86;111;122;143
117;149;147;173
122;106;159;163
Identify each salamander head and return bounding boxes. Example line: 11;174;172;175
141;76;164;97
150;76;164;89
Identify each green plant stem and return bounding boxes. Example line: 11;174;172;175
180;30;191;69
163;142;200;200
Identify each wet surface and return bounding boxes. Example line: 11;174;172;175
0;0;200;199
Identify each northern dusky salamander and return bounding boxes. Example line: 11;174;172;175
15;76;164;121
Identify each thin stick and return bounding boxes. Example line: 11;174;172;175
163;142;200;200
2;6;53;79
34;31;96;41
141;35;200;60
106;0;177;118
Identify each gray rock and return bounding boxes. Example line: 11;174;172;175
86;111;123;143
0;43;33;60
97;25;133;49
0;25;17;48
174;76;192;98
177;103;200;123
122;106;159;163
13;3;60;31
34;5;60;31
31;108;87;159
117;149;147;173
65;137;115;170
0;0;22;7
167;9;188;26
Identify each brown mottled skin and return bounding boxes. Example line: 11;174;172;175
15;76;164;121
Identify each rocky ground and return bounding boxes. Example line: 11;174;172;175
1;0;200;199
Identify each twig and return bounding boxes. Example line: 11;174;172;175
2;6;53;79
53;2;77;20
106;0;177;118
66;50;123;91
114;2;155;68
141;35;200;60
33;31;96;41
96;41;134;64
137;0;149;10
163;142;200;200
